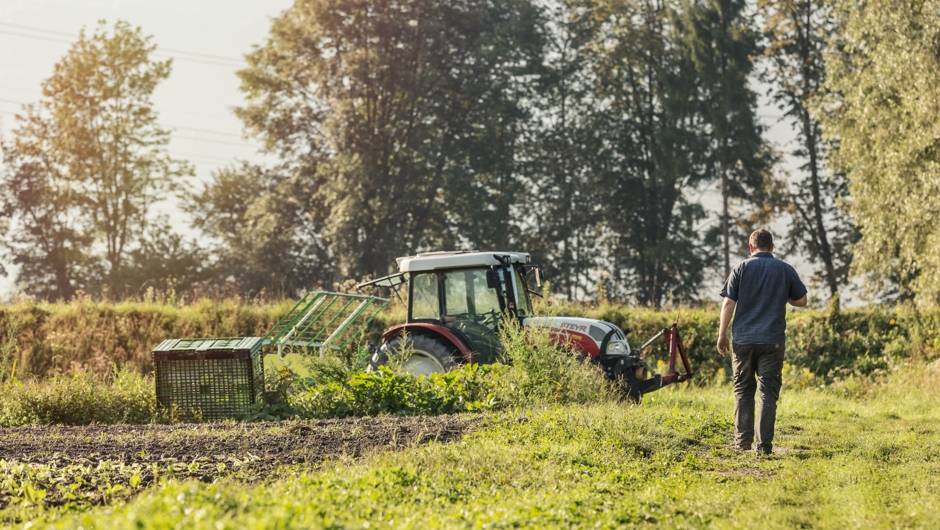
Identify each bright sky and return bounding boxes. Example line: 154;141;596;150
0;0;823;303
0;0;294;294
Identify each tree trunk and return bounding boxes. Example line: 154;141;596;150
722;164;730;279
53;251;75;302
799;5;838;299
803;111;838;298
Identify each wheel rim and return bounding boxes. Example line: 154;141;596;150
401;352;445;376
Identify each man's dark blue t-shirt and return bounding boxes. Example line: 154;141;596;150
720;252;807;345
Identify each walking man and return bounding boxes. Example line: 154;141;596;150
717;229;807;455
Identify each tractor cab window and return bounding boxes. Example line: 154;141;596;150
442;269;502;330
513;266;533;318
410;273;440;320
443;272;469;315
443;268;504;363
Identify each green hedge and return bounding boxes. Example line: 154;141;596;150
0;297;936;383
0;298;397;378
539;301;940;383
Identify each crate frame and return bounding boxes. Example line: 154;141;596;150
263;291;389;363
153;337;264;422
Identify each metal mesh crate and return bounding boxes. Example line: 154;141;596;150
153;337;264;422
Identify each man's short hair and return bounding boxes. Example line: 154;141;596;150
749;229;774;251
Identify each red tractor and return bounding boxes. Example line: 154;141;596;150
360;251;692;400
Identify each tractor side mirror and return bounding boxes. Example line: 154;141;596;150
534;267;543;288
486;269;500;289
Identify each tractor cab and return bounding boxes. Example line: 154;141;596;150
361;251;538;369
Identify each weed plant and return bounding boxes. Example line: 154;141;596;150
497;316;615;404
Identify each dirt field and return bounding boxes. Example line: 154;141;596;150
0;415;483;510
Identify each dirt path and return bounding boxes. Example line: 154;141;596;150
0;415;484;510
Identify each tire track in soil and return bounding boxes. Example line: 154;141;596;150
0;414;484;510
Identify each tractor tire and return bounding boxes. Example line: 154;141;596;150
368;334;458;376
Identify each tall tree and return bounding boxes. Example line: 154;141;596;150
676;0;776;279
588;0;712;306
523;1;606;300
190;162;333;295
821;0;940;305
0;136;92;300
759;0;854;300
1;21;189;299
237;0;542;280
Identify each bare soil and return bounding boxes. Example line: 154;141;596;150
0;414;483;510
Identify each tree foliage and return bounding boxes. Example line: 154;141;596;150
821;0;940;305
586;0;712;306
190;162;332;296
760;0;855;300
675;0;778;279
210;0;777;306
521;1;606;300
0;21;191;300
236;0;542;280
0;138;92;300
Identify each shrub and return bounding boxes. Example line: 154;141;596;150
285;320;616;419
290;364;505;418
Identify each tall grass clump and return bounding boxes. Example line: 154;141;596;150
0;366;156;427
498;317;615;405
0;314;20;384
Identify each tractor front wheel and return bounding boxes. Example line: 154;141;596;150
369;334;458;376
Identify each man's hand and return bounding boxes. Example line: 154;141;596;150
717;296;736;356
717;334;730;356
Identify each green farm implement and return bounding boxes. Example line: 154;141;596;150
152;291;389;421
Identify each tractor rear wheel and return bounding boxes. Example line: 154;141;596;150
369;334;458;376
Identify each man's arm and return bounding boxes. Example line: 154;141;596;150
787;265;808;307
716;296;736;355
789;295;807;307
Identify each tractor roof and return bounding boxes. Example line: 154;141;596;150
396;251;530;272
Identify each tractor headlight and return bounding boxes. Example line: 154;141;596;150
607;341;627;356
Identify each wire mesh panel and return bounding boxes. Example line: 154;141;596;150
263;291;389;353
153;337;263;422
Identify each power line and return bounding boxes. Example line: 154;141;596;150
188;160;231;167
0;29;72;45
174;125;242;139
0;28;242;68
172;152;241;163
173;135;257;147
0;96;249;140
0;22;243;64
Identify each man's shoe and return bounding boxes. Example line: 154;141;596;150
755;445;772;456
731;444;752;452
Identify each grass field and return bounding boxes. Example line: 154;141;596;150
3;299;940;528
4;362;939;529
